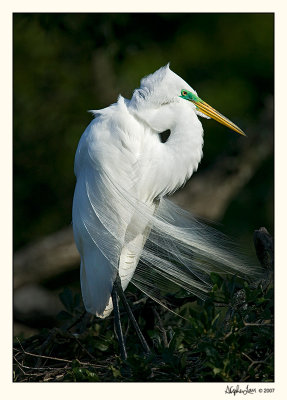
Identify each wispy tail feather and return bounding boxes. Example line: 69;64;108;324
73;165;261;317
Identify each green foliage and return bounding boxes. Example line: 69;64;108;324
13;274;273;382
64;360;100;382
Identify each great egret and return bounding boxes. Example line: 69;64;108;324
72;64;252;359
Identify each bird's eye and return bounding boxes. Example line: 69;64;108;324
181;90;188;96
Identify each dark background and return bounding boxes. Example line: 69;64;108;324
13;13;274;335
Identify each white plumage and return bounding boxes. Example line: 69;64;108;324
72;64;252;319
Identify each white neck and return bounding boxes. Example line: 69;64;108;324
160;113;204;196
130;102;204;201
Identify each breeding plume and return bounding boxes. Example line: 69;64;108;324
72;65;250;358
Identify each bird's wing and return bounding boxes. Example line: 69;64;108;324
72;110;155;317
72;167;120;316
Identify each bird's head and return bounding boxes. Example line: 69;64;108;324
130;64;245;136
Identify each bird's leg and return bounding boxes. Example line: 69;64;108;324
114;275;151;355
111;284;127;360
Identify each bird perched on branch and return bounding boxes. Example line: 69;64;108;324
72;64;255;359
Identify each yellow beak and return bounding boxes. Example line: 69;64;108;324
180;89;246;136
195;99;246;136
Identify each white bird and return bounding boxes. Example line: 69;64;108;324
72;64;252;358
